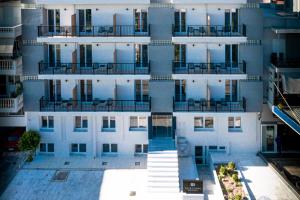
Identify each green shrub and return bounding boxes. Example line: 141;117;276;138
219;165;228;176
227;161;236;171
234;194;242;200
232;173;239;183
18;130;40;162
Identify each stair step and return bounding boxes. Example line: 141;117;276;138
148;176;179;182
148;188;180;194
148;150;178;154
148;171;179;177
148;182;180;188
148;166;179;172
148;157;178;163
148;162;178;168
148;153;178;158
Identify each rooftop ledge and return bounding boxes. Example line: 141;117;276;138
36;0;150;5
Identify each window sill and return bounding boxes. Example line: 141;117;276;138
101;152;118;157
129;128;147;132
70;153;87;156
40;128;54;132
101;128;116;132
228;128;242;133
134;153;147;157
74;128;88;132
194;128;214;132
39;152;55;155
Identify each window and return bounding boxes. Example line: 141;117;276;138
208;146;218;151
102;116;116;131
41;116;54;130
135;144;148;154
40;143;54;153
102;144;118;154
74;116;88;131
130;116;147;130
228;117;242;131
71;143;86;153
194;117;214;131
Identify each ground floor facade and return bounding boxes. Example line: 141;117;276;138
26;111;261;160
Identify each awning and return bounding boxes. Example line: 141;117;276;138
281;73;300;94
0;39;14;56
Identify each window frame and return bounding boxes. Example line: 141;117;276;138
194;116;214;131
71;143;87;153
74;116;88;132
228;116;242;132
39;143;54;153
102;116;116;132
40;116;54;131
134;144;148;155
129;116;147;131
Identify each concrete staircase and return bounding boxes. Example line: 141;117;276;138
147;139;180;198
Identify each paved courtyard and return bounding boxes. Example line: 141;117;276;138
0;168;149;200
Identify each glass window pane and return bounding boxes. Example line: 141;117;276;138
48;116;54;128
139;117;147;128
103;117;108;128
205;117;214;128
40;143;46;152
194;117;203;128
195;146;203;156
79;144;86;152
48;143;54;152
228;117;234;128
75;116;81;128
111;144;118;153
42;116;47;128
143;144;148;153
71;144;78;152
135;144;142;153
110;117;115;128
130;116;138;128
82;118;88;128
235;117;241;128
103;144;109;153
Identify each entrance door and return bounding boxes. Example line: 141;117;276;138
152;115;172;138
261;125;277;152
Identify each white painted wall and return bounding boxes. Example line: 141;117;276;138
174;112;260;154
186;43;225;63
27;112;150;157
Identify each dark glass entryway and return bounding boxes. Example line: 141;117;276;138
152;115;172;138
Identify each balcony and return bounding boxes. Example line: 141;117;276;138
0;56;22;75
0;24;22;38
270;59;300;73
37;25;151;43
40;97;151;112
173;97;246;112
38;61;150;76
172;25;247;44
0;94;23;113
172;61;246;75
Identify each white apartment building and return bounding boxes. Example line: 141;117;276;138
22;0;264;164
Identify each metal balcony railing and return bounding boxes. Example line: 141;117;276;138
38;61;150;75
172;25;246;37
172;61;246;74
40;97;151;112
38;25;150;37
173;97;246;112
0;24;22;38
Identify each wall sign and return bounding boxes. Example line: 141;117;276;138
183;179;203;194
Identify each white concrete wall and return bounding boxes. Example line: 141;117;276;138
174;112;260;154
186;43;225;63
26;112;150;157
43;5;148;26
185;79;226;100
